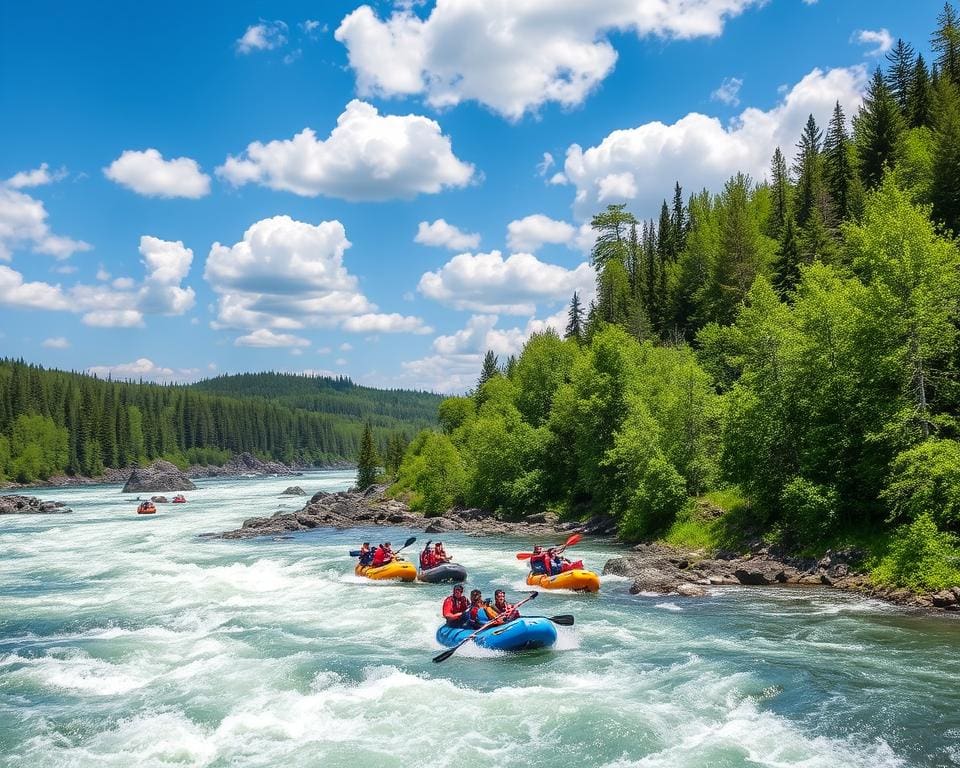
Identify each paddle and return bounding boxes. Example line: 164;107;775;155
515;533;582;560
432;592;539;664
527;614;575;626
349;536;416;559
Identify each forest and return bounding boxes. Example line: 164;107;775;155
391;6;960;591
0;362;439;483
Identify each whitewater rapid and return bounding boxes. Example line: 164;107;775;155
1;472;958;767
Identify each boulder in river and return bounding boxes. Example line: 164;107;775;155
280;486;305;496
0;494;72;515
122;460;197;493
151;495;169;503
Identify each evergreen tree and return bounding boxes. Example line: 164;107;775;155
855;68;906;188
908;53;934;128
590;204;638;269
823;102;854;223
706;173;762;324
627;221;641;295
932;75;960;233
774;212;802;296
565;291;585;344
769;147;790;237
932;2;960;85
793;114;825;227
671;182;687;255
356;422;379;490
643;218;658;322
885;38;917;114
656;201;672;329
477;350;500;393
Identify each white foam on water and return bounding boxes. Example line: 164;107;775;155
654;602;683;612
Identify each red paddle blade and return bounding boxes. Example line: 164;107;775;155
516;552;533;560
565;533;582;548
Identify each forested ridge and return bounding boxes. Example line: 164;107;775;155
393;6;960;592
0;361;439;483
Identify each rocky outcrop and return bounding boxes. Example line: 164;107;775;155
187;452;294;479
122;460;197;493
280;486;305;496
0;494;71;514
217;488;574;540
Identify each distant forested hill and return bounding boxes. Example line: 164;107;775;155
0;361;440;483
191;372;441;425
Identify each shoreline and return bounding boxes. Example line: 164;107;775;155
215;486;960;618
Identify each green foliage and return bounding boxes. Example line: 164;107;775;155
780;477;839;545
882;439;960;530
395;431;466;516
872;513;960;591
931;74;960;233
356;423;379;490
855;68;905;188
10;414;68;482
437;396;475;435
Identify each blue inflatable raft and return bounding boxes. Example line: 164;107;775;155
435;617;558;653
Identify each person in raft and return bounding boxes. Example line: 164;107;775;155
462;589;492;629
442;584;469;627
357;542;374;566
549;547;584;573
372;542;395;567
433;541;451;564
420;541;437;570
529;545;551;575
487;589;519;624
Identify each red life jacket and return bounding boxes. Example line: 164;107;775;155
420;551;431;569
372;547;389;567
467;601;488;625
442;594;468;622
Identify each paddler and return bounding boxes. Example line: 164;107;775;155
463;589;491;629
433;541;451;564
487;589;519;624
442;584;468;627
529;545;551;575
357;542;373;566
420;540;437;570
372;541;395;567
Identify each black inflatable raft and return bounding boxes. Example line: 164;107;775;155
417;562;467;583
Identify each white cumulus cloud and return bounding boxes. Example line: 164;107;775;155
104;149;211;199
0;182;90;261
216;100;474;201
236;21;288;53
415;219;480;250
506;214;576;252
41;336;69;349
204;214;429;341
852;28;893;57
6;163;67;189
87;358;202;382
235;329;311;348
335;0;763;120
418;250;595;315
563;65;867;218
711;76;743;106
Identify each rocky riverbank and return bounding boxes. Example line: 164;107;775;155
217;487;959;615
0;494;72;515
604;542;960;613
1;452;352;490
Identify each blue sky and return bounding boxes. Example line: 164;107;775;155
0;0;937;391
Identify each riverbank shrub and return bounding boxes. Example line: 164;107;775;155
881;439;960;531
871;513;960;591
394;431;465;516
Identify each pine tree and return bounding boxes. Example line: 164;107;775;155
477;350;500;392
769;147;790;237
854;68;905;188
932;75;960;234
908;53;934;128
565;291;585;344
885;38;917;114
823;102;853;223
356;422;379;490
933;2;960;85
627;222;641;295
671;182;687;255
774;212;802;296
793;114;824;227
643;218;657;322
656;201;672;330
590;204;638;269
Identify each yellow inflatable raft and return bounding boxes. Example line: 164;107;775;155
526;569;600;592
355;560;417;582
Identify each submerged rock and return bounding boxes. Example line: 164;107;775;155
280;486;305;496
0;494;72;515
122;460;197;493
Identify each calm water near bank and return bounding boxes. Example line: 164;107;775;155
1;472;958;767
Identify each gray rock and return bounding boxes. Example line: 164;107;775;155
0;494;72;515
424;517;459;533
122;460;196;493
151;496;169;503
280;486;305;496
675;583;708;597
931;589;958;607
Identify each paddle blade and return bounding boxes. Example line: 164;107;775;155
404;536;417;548
432;647;457;664
548;614;575;626
516;552;533;560
564;533;582;548
348;550;361;557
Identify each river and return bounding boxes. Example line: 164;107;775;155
1;472;958;767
